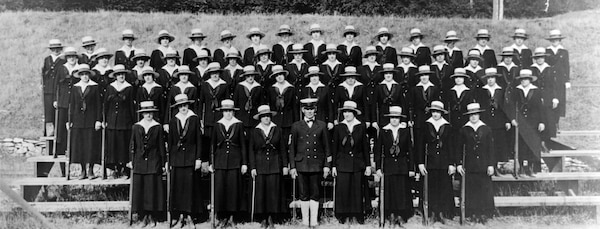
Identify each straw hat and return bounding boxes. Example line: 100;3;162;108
415;65;433;76
511;28;528;39
363;46;380;57
255;45;272;57
62;47;80;58
450;68;470;79
482;68;499;79
384;106;406;117
340;66;360;77
192;49;211;62
91;48;113;61
81;36;97;47
122;29;136;40
276;24;294;36
545;29;566;40
443;30;461;42
205;62;223;74
141;66;159;78
499;47;515;57
215;99;239;111
431;45;448;56
379;63;398;74
109;64;129;78
338;101;362;115
156;30;175;43
409;28;424;40
74;64;95;76
220;30;236;41
189;28;207;39
515;69;537;82
269;65;289;78
397;47;416;58
48;39;64;49
321;43;340;55
253;105;278;120
374;27;393;40
305;66;323;78
170;94;194;108
173;65;194;78
132;49;150;62
466;49;483;62
246;27;266;39
343;25;359;37
531;47;548;58
288;44;307;54
225;48;242;60
308;24;324;35
475;29;491;39
426;101;448;114
162;50;180;60
241;65;260;78
463;103;485;115
137;101;158;113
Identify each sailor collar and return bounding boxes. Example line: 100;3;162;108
136;119;160;134
110;80;132;92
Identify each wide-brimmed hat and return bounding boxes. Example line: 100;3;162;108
137;101;159;113
463;103;485;115
189;28;207;39
300;98;318;109
363;46;380;57
321;43;340;55
192;49;211;62
340;66;360;78
343;25;359;37
531;47;548;58
443;30;461;42
171;94;195;108
511;28;528;39
91;48;113;61
253;105;277;120
81;36;97;47
122;29;136;40
415;65;433;77
426;101;448;114
225;48;242;60
475;29;491;39
466;49;483;62
379;63;398;74
162;50;180;60
246;27;265;39
220;30;236;41
374;27;393;40
241;65;260;78
269;65;289;78
409;28;424;40
499;47;514;57
255;45;272;57
545;29;566;40
384;106;406;118
450;68;470;79
48;39;64;49
305;66;323;78
515;69;537;82
132;49;150;62
397;47;416;58
156;30;175;43
276;24;294;36
173;65;194;78
74;64;95;76
62;46;80;58
288;43;307;54
431;45;448;56
338;101;362;115
109;64;129;78
482;68;499;79
205;62;223;74
308;24;323;35
141;66;159;78
216;99;239;111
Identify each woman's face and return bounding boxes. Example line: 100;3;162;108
79;72;90;82
401;57;411;64
343;111;355;121
280;34;289;42
144;74;154;83
551;39;561;46
179;74;189;83
160;38;170;47
228;58;238;66
487;77;497;86
84;45;95;53
420;75;430;83
245;75;255;83
143;112;154;121
260;115;271;125
50;47;62;55
411;37;421;45
98;56;109;66
379;35;389;44
345;34;355;42
124;38;133;46
166;58;176;66
454;76;464;85
535;57;545;65
193;38;203;45
431;111;442;120
211;72;220;81
223;110;233;119
250;35;261;44
520;78;531;87
503;56;513;65
469;59;479;67
469;113;480;123
446;41;456;48
199;59;208;67
275;74;285;83
136;59;145;67
66;56;77;65
259;54;269;62
311;32;321;40
310;75;320;84
384;72;393;81
390;117;400;126
223;38;232;46
178;104;189;113
327;53;336;61
477;38;488;46
435;54;445;62
514;38;524;46
116;73;126;83
293;53;303;61
367;55;376;62
345;77;356;85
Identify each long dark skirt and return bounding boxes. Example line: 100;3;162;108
43;93;55;130
170;166;196;214
215;169;245;214
70;127;101;164
335;171;364;215
105;129;132;165
491;127;509;162
382;174;413;220
465;172;495;217
55;108;68;155
132;173;165;213
543;105;560;140
254;173;286;214
426;169;454;216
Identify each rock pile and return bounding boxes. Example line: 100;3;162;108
0;138;45;157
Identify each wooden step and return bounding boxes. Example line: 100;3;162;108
0;201;129;212
542;150;600;157
492;172;600;182
494;196;600;207
9;177;130;187
26;155;68;163
558;130;600;136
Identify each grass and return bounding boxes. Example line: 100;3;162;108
0;9;599;138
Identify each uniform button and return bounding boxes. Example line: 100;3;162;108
314;156;317;158
306;149;309;151
307;142;309;144
314;142;317;144
266;153;269;155
395;159;397;161
227;151;229;154
476;156;480;159
307;156;310;158
314;149;316;151
145;158;148;160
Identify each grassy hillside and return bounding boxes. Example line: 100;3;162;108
0;10;599;138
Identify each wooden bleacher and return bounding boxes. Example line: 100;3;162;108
557;130;600;136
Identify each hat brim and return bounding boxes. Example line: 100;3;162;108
216;107;240;111
499;53;515;57
475;35;491;39
515;75;538;82
246;32;266;39
220;35;237;41
426;107;449;114
467;56;483;62
380;69;399;74
416;71;433;76
363;51;381;58
308;29;324;35
225;55;242;60
443;37;461;42
463;109;485;115
75;69;95;76
142;72;159;78
253;111;277;120
82;42;97;47
432;51;448;56
162;55;181;60
61;53;81;59
255;51;273;57
321;50;341;55
398;53;416;58
92;54;114;61
532;54;548;58
450;74;470;79
289;50;307;54
170;100;195;108
108;69;130;78
241;72;260;78
189;35;207;39
384;113;407;118
48;45;64;49
173;71;194;78
122;36;137;40
409;34;424;40
206;69;223;74
276;31;294;36
340;73;360;78
338;107;362;116
511;35;528;39
305;72;323;78
132;56;150;61
269;71;289;78
157;35;175;43
343;30;359;37
482;74;499;79
192;56;211;62
374;33;393;40
137;108;158;113
545;35;566;40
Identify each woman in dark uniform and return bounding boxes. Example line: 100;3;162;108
266;65;297;140
545;29;570;120
136;66;166;124
244;27;266;66
183;28;211;70
430;45;453;95
298;66;333;129
374;27;398;66
443;68;475;136
373;63;405;128
331;101;370;224
223;50;244;95
303;24;326;66
249;105;288;228
472;29;497;69
334;67;366;124
192;49;211;83
408;28;432;67
167;94;204;227
114;29;138;70
211;99;248;227
530;47;560;152
337;25;362;67
374;106;413;226
156;50;180;90
130;49;150;88
320;44;344;99
166;65;198;131
358;46;382;129
254;45;275;87
42;39;65;137
213;30;241;68
510;28;532;68
54;47;79;156
456;103;495;224
397;47;418;92
198;62;231;157
443;31;464;70
104;65;136;179
233;66;263;135
497;47;520;89
80;36;98;68
150;30;180;70
272;24;294;66
464;50;485;89
68;64;103;179
417;101;455;223
129;101;166;227
286;44;309;89
90;48;114;93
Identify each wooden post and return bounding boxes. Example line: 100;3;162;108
499;0;504;20
493;0;499;20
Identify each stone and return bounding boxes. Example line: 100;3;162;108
13;138;23;143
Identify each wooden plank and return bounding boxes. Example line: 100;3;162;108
9;177;130;187
0;201;129;212
26;155;68;163
492;172;600;182
557;130;600;136
494;196;600;207
542;150;600;157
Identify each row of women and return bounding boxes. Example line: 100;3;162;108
40;25;570;228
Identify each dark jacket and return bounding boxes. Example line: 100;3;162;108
198;80;230;127
476;86;509;129
42;55;66;94
55;65;79;108
408;84;441;128
331;122;370;172
456;123;495;173
374;126;413;175
298;84;333;123
104;83;136;130
375;46;398;66
286;62;309;88
69;83;102;128
512;48;532;68
168;113;204;167
267;83;298;128
249;125;288;174
136;84;166;124
374;82;406;125
416;121;454;169
303;43;326;66
182;47;211;70
289;119;331;172
150;49;180;70
232;82;264;127
114;49;136;70
445;49;464;70
443;88;476;129
211;121;247;169
130;123;165;174
414;46;432;66
337;45;362;67
272;43;293;66
334;83;367;122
